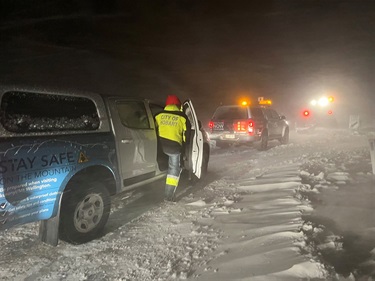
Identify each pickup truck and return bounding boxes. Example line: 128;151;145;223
0;87;210;245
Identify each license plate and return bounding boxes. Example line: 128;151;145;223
213;122;224;130
225;134;235;139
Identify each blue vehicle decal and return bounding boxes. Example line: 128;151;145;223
0;136;117;230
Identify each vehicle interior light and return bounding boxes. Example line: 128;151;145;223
234;120;247;131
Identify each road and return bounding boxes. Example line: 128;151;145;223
0;128;373;280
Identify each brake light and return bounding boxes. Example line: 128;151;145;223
209;121;214;130
302;110;310;117
234;119;254;134
248;120;254;134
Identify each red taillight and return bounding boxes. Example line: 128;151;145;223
234;119;254;134
303;110;310;117
248;119;254;134
209;121;214;130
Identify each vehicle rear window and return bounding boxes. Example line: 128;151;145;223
0;91;100;133
212;106;247;120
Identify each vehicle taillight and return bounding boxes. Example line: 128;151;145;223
208;121;214;130
248;119;254;134
302;110;310;117
234;119;254;134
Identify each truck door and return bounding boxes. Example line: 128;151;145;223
183;100;204;179
269;108;284;137
264;108;280;137
107;98;158;190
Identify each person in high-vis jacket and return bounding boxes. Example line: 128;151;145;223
155;95;191;201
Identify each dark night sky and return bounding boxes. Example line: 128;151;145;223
1;0;375;125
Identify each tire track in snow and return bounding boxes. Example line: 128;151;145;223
191;164;327;280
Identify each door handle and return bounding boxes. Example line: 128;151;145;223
121;139;133;144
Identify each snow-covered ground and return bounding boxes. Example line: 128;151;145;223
0;128;374;281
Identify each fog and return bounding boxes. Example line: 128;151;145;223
1;0;375;127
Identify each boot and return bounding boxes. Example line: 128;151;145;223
165;185;176;201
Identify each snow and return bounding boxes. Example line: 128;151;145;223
0;128;374;280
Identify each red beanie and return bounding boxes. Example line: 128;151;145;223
165;95;181;106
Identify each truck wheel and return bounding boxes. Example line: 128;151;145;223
260;130;268;150
59;182;110;244
215;141;229;148
280;127;289;145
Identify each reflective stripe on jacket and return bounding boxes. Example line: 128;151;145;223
155;105;188;146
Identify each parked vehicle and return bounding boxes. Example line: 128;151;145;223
0;87;210;245
295;95;338;132
208;101;289;150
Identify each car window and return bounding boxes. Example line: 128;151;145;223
0;91;100;133
250;107;263;119
212;106;247;120
269;109;280;119
264;108;279;119
116;101;150;129
149;103;164;117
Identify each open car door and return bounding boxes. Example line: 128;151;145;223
183;99;204;179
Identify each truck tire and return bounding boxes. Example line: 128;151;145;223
260;130;268;150
280;127;289;145
59;181;110;244
215;141;229;148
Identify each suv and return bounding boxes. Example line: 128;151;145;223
208;104;289;150
0;87;210;245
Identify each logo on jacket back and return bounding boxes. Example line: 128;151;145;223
159;114;179;126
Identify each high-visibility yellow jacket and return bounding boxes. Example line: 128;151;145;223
155;105;191;153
